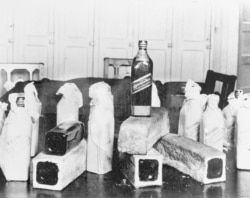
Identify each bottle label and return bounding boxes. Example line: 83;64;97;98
131;73;152;94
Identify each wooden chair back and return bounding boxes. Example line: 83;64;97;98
104;58;133;79
203;70;237;109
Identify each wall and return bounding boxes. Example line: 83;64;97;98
0;0;240;83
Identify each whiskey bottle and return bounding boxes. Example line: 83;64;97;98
131;40;153;117
44;121;84;156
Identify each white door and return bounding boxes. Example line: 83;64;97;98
94;0;135;77
0;1;14;96
13;0;54;79
171;0;212;82
238;0;250;92
137;0;173;82
54;0;94;80
0;1;14;62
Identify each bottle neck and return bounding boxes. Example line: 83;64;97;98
136;49;148;58
136;48;148;57
139;46;147;50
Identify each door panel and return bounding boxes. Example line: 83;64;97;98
95;0;135;77
54;0;94;80
137;0;173;83
13;0;54;79
238;0;250;92
0;1;13;62
64;47;89;80
171;0;212;82
181;51;205;80
0;1;13;96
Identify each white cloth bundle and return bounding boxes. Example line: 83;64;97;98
0;93;32;181
200;94;225;151
56;83;83;125
222;90;244;148
178;79;207;141
236;93;250;169
0;102;8;136
24;82;42;157
87;81;114;174
152;82;161;107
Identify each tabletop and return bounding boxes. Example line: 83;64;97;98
0;146;248;198
0;112;248;198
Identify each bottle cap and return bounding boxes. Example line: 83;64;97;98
16;93;25;107
138;40;148;49
234;89;243;99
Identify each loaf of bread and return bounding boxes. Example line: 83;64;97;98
154;133;226;184
118;107;170;155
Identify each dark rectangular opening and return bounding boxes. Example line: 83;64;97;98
207;158;223;179
37;161;59;185
139;159;158;181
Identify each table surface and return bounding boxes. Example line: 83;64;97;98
0;146;248;198
0;114;249;198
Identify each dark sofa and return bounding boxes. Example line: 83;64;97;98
0;77;186;152
0;78;132;120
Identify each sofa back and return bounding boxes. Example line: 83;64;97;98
0;78;131;122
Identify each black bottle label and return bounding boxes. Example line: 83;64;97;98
131;73;151;94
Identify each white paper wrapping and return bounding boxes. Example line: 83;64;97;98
87;81;114;174
0;93;32;181
24;82;42;157
236;93;250;170
0;101;8;136
152;82;160;107
222;90;244;148
56;83;83;125
178;79;207;141
200;94;225;151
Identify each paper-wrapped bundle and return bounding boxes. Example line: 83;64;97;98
24;82;42;157
222;90;244;148
200;94;225;151
0;101;8;136
236;94;250;170
56;83;83;125
87;81;114;174
154;133;226;184
0;93;32;181
118;107;170;155
152;82;161;107
178;79;207;141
